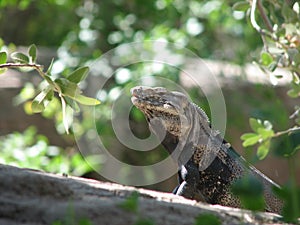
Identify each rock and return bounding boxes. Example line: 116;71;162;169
0;164;285;225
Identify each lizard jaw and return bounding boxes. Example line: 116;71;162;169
130;86;187;117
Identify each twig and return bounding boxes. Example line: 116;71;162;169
0;62;43;70
0;63;45;78
272;126;300;138
257;0;273;32
250;0;277;41
0;62;58;92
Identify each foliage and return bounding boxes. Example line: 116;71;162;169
0;126;95;176
238;0;300;158
194;213;221;225
231;174;265;211
273;183;300;223
118;191;154;225
236;0;300;221
0;45;100;133
118;191;140;213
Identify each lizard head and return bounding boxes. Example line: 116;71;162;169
131;86;190;140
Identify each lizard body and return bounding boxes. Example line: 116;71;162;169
131;86;283;214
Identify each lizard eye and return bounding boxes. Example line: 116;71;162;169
163;103;173;109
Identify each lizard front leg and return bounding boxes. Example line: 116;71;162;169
174;160;206;201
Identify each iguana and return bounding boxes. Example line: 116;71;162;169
131;86;283;214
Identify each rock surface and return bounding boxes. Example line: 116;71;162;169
0;164;286;225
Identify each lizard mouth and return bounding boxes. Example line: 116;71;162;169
130;86;180;117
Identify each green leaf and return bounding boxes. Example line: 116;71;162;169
257;128;274;140
282;2;298;23
60;96;69;134
11;52;30;64
241;133;257;141
44;74;55;86
194;213;221;225
71;94;100;106
261;52;273;66
55;78;100;106
65;96;80;112
55;78;81;97
231;175;265;211
292;73;300;84
67;66;89;83
28;44;37;63
118;191;139;213
46;58;54;74
273;185;300;223
249;118;263;132
257;141;270;160
232;1;249;12
242;135;261;147
275;75;283;79
0;51;7;64
31;86;53;113
268;62;277;72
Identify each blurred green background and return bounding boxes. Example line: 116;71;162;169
0;0;299;192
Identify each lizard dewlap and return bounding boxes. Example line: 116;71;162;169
131;86;283;214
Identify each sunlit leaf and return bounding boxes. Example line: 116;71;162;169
71;94;100;106
232;1;249;12
242;135;261;147
60;96;69;134
249;118;263;132
65;96;80;112
261;52;273;66
0;51;7;64
55;78;81;97
67;66;89;83
31;86;53;113
257;141;270;160
257;128;274;140
11;52;30;64
28;44;37;63
241;133;257;140
46;58;54;75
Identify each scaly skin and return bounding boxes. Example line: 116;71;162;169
131;86;283;214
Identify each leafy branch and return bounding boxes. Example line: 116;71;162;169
241;118;300;160
235;0;300;159
0;45;100;133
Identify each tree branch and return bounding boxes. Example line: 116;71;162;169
257;0;273;32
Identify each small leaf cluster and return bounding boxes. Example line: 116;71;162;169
0;126;97;176
234;1;300;100
234;1;300;70
0;45;100;133
194;213;221;225
241;118;274;160
231;174;265;211
273;184;300;223
118;191;154;225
